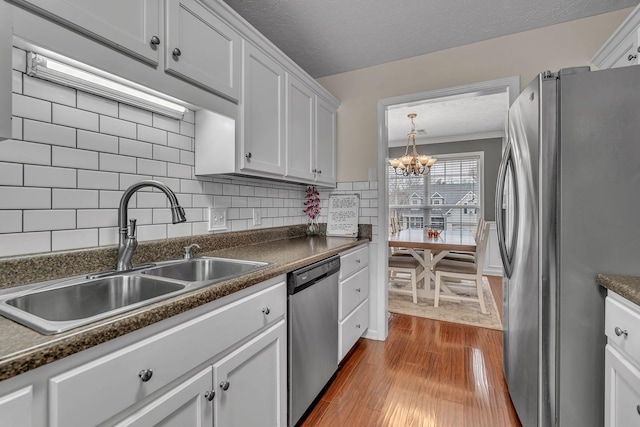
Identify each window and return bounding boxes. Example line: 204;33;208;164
389;153;482;233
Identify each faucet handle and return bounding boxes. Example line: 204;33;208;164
183;243;200;259
128;219;137;238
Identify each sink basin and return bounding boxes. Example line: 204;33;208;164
0;256;270;335
142;257;269;283
0;275;185;335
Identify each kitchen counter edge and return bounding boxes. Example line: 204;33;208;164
596;273;640;307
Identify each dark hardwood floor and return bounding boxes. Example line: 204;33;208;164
300;276;522;427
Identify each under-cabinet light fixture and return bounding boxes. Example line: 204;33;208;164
26;52;188;119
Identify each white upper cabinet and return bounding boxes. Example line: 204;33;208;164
286;74;316;182
315;96;337;186
240;41;286;176
12;0;161;65
165;0;240;100
592;4;640;69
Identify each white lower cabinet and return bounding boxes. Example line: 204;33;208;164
605;291;640;427
0;386;33;427
338;244;369;362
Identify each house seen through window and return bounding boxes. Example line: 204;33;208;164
389;153;481;233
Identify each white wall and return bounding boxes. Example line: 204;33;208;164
318;8;632;182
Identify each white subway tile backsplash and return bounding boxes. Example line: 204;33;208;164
223;184;240;196
100;115;136;138
180;150;195;166
239;186;255;197
98;227;119;246
137;125;167;145
12;117;23;140
136;191;169;208
99;153;136;173
12;47;26;73
24;119;76;147
193;194;214;208
137;158;167;176
24;165;76;188
168;163;191;179
13;94;51;122
24;76;76;107
12;70;22;94
77;130;118;153
137;224;166;242
52;146;99;170
24;210;76;232
232;196;248;208
212;195;232;208
52;189;99;209
167;222;192;238
0;232;50;257
127;208;153;225
204;182;222;195
0;161;23;185
119;173;152;190
99;190;125;208
177;194;192;208
77;209;118;228
78;170;119;190
0;139;50;165
119;138;152;159
191;221;209;235
180;179;203;194
53;104;98;131
119;104;153;126
183;110;195;124
0;211;22;233
167;132;191;150
183;208;203;221
336;182;353;191
77;92;118;117
153;145;180;163
0;187;51;209
52;228;98;251
353;181;369;191
152;114;180;133
180;121;195;137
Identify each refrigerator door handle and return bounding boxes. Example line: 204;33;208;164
495;142;519;278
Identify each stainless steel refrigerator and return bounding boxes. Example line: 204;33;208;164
496;65;640;427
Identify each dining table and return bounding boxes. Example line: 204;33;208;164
388;228;476;298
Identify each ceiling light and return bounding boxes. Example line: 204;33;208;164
26;52;188;119
388;113;437;176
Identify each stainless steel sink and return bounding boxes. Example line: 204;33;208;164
0;256;270;335
142;257;269;283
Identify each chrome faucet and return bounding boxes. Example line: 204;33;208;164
116;180;187;271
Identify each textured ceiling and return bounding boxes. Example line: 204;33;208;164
222;0;638;78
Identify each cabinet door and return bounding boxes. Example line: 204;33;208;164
605;345;640;427
315;96;337;186
115;367;213;427
0;0;11;141
13;0;161;65
285;74;315;181
213;321;286;427
0;386;33;427
241;41;286;176
165;0;240;100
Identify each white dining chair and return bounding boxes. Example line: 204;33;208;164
432;220;489;313
439;218;485;263
388;254;422;303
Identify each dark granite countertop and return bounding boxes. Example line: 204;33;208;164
0;227;369;381
596;274;640;307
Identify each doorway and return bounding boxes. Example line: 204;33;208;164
373;76;520;340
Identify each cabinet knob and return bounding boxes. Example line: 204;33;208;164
150;36;160;46
614;326;628;337
356;324;361;329
355;288;361;293
204;390;215;401
172;48;182;58
312;168;317;173
245;152;252;160
138;369;153;382
628;54;637;62
262;307;271;315
220;380;230;391
355;259;361;264
317;169;322;174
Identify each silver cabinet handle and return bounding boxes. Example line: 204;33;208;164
204;390;215;401
317;169;322;174
356;324;361;329
355;288;361;293
262;307;270;315
629;54;638;61
220;380;230;391
150;36;160;46
615;326;628;337
138;369;153;382
355;259;361;264
245;152;252;160
172;48;182;57
637;404;640;415
312;168;317;173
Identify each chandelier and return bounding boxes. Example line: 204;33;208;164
388;113;436;176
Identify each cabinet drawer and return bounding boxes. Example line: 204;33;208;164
339;298;369;362
339;267;369;320
606;295;640;367
605;345;640;427
340;245;368;280
50;281;286;427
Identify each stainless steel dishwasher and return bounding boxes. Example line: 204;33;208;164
287;255;340;427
